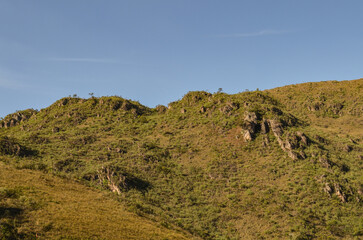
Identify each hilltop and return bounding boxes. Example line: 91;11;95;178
0;79;362;239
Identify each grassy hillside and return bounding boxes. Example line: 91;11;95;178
0;162;191;239
0;79;362;239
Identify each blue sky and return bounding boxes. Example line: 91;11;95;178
1;0;362;118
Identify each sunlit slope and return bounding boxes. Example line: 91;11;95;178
0;79;362;239
0;162;191;240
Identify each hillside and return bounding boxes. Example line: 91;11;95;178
0;79;362;239
0;162;191;239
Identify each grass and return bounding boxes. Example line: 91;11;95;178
0;79;362;239
0;161;192;240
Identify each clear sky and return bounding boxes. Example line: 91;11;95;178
1;0;362;118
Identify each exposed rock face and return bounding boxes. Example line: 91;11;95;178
58;98;68;106
242;112;258;141
0;110;37;129
220;102;239;115
260;119;269;134
324;183;333;195
329;102;344;115
334;183;346;203
243;130;253;142
296;131;309;145
268;119;284;137
155;105;167;114
308;102;324;112
343;145;353;152
0;136;35;157
272;129;310;160
97;166;125;195
319;157;332;168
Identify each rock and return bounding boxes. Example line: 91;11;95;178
243;130;253;142
308;101;323;112
220;102;239;115
9;119;17;127
244;112;257;123
242;112;258;141
299;151;306;159
155;105;167;114
200;106;206;113
122;101;131;111
296;131;309;145
52;127;60;133
260;119;269;134
287;151;298;160
284;136;298;150
343;145;353;152
329;102;344;115
59;98;68;106
115;148;124;153
181;108;186;114
324;183;332;195
314;135;327;144
334;183;346;203
262;137;270;148
268;119;283;137
319;157;332;168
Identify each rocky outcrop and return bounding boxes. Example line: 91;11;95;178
220;102;239;115
242;112;258;141
266;120;310;160
0;136;36;157
334;183;346;203
321;180;348;203
319;157;332;168
58;98;68;106
155;105;167;114
323;182;333;195
268;119;284;138
0;110;37;129
97;166;150;195
260;119;269;134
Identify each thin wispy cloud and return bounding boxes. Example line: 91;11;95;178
0;78;26;90
217;30;289;38
48;58;118;63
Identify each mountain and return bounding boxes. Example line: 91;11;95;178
0;79;362;239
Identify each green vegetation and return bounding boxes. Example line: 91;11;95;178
0;79;362;239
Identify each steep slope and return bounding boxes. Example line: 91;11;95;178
0;79;362;239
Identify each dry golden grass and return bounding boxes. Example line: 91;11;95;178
0;161;192;240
